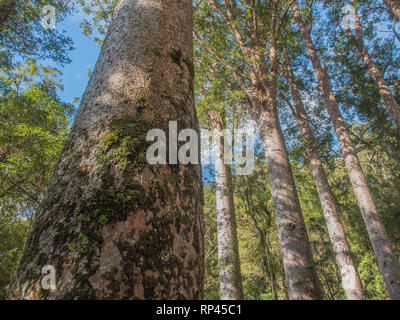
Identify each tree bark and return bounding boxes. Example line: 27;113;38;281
252;102;322;300
12;0;204;300
0;0;16;31
343;2;400;133
246;39;322;300
293;0;400;300
209;111;243;300
383;0;400;19
283;52;364;300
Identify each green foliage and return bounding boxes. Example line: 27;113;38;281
0;59;73;296
0;219;29;299
202;181;220;299
0;0;75;296
0;0;74;67
78;0;117;46
0;59;73;223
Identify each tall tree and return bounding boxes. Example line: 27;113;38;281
12;0;203;299
208;110;243;300
339;0;400;133
282;51;364;300
195;0;322;299
293;0;400;299
195;64;244;300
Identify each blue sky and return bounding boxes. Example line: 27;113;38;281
55;10;100;104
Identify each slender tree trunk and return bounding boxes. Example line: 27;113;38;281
263;241;278;300
12;0;203;300
343;2;400;132
246;39;322;300
283;52;364;300
0;0;16;31
209;111;243;300
293;0;400;300
258;223;278;300
358;49;400;131
252;102;321;300
383;0;400;19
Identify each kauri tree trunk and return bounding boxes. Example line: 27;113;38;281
293;0;400;300
252;101;322;300
283;52;364;300
344;2;400;133
12;0;204;300
246;39;322;300
209;111;243;300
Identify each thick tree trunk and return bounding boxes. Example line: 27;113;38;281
283;53;364;300
209;111;243;300
293;0;400;300
383;0;400;19
0;0;16;30
344;3;400;132
12;0;204;300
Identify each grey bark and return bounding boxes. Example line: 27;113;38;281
383;0;400;19
283;52;364;300
293;0;400;300
12;0;203;299
209;111;243;300
245;39;322;300
251;101;322;300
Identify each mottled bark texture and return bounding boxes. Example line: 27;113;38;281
12;0;204;299
209;111;243;300
283;52;364;300
383;0;400;19
344;2;400;133
293;0;400;300
0;0;16;30
246;40;322;300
